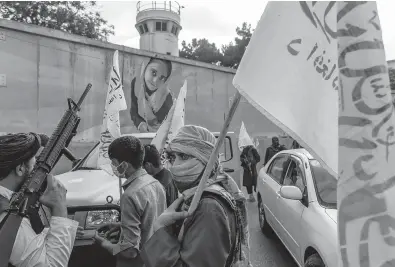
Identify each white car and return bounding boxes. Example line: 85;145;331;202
256;149;337;267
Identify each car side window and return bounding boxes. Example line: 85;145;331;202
283;158;306;193
283;160;296;186
267;155;290;184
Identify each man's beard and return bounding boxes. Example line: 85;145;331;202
16;168;32;191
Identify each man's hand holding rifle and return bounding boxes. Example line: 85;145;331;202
0;84;91;267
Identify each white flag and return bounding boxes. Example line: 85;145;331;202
97;50;127;167
254;138;260;148
238;121;254;151
336;2;395;267
151;80;187;152
233;1;338;176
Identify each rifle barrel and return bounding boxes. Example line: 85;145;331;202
76;83;92;108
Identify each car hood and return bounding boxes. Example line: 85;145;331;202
325;208;337;224
56;169;124;207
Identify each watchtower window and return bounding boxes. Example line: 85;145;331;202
171;25;178;35
138;25;144;35
156;21;168;32
138;23;149;34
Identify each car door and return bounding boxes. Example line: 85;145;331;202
275;156;308;262
262;154;290;231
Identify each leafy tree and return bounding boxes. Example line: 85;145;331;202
179;22;253;69
179;38;222;65
221;22;253;69
0;1;114;41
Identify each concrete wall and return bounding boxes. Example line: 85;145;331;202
0;19;284;146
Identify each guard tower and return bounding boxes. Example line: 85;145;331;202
136;1;182;56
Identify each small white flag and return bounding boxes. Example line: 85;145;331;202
151;80;188;153
97;50;127;167
238;121;254;151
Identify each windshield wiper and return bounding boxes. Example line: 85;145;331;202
71;142;100;171
76;167;99;170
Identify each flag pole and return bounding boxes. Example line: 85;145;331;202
178;91;241;241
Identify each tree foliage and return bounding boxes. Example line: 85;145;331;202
221;22;253;69
0;1;114;41
179;38;222;64
179;22;253;69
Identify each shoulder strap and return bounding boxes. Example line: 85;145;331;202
0;196;18;267
199;192;239;267
0;194;45;234
0;195;9;215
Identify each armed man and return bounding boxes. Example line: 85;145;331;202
0;133;78;267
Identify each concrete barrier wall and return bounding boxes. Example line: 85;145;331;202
0;19;283;143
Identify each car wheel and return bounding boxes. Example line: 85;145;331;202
258;196;272;236
305;253;325;267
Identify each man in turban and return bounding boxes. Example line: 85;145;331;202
141;125;252;267
0;132;78;267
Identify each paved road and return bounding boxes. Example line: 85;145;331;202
245;195;298;267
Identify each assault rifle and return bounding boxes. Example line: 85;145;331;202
0;83;92;267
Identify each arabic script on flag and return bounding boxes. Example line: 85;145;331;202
97;50;127;167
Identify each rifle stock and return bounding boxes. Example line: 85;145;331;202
0;83;91;267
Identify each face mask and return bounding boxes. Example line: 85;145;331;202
170;158;205;192
111;161;126;178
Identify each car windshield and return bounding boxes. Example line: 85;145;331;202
77;138;154;170
309;159;337;209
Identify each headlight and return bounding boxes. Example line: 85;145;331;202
85;209;120;229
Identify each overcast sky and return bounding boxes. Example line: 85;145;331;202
98;1;395;61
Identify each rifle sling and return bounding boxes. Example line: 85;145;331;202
0;194;45;267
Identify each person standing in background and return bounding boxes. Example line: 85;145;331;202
240;145;261;202
264;136;286;165
143;144;179;207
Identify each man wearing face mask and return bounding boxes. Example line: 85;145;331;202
94;136;166;267
141;125;252;267
0;133;78;267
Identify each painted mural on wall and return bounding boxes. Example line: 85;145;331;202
130;57;175;132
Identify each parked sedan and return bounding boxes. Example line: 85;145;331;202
256;149;337;267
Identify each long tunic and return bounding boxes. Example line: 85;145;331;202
141;191;237;267
0;186;78;267
264;145;286;165
240;146;261;189
115;169;167;267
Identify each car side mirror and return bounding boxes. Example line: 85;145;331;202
280;186;303;200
